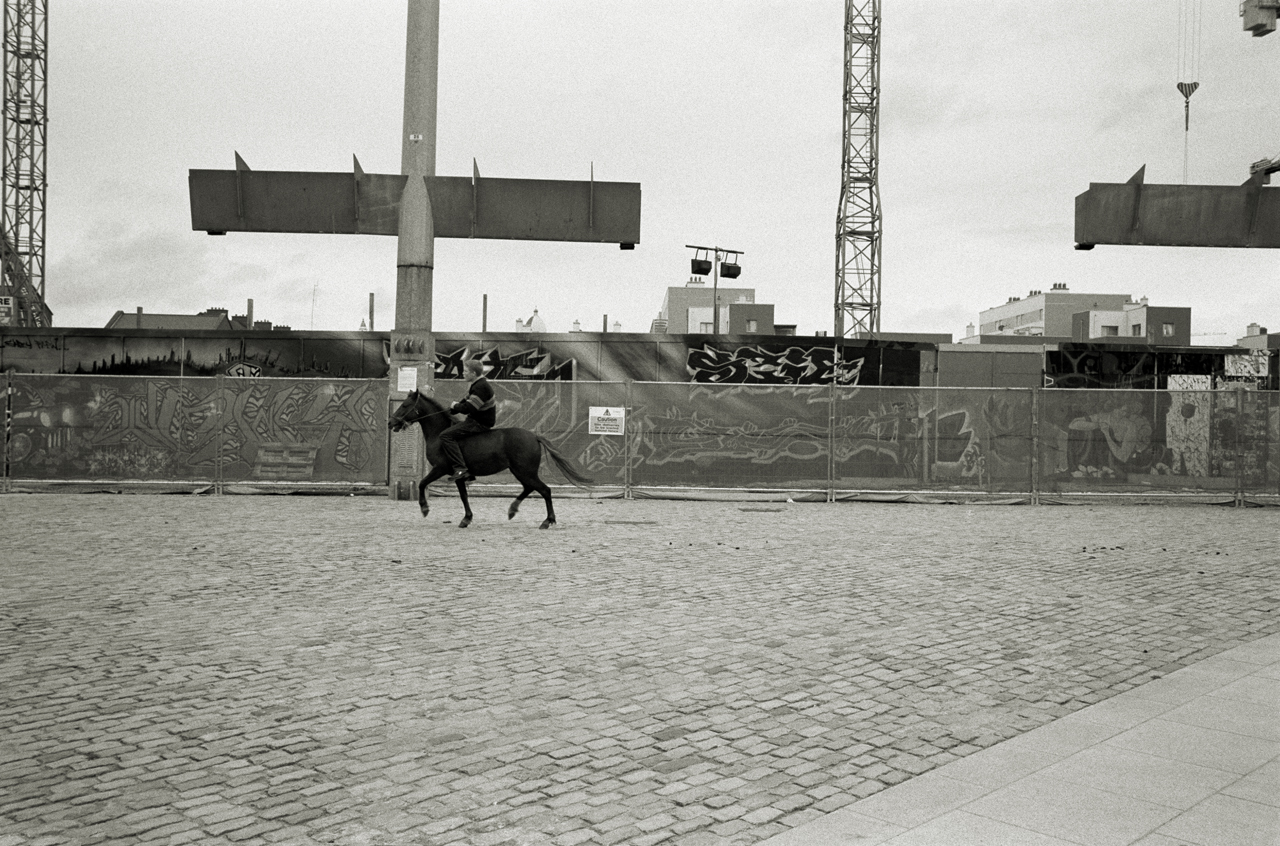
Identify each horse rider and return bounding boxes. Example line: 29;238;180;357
441;358;495;483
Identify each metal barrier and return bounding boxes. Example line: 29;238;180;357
4;373;1278;500
4;374;387;490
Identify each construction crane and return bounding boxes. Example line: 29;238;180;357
1;0;51;328
834;0;881;339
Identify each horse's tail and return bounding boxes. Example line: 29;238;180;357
536;435;597;488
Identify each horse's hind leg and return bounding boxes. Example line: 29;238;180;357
511;468;555;528
532;476;556;529
456;480;474;528
508;485;535;521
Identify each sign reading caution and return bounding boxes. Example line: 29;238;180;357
588;406;625;436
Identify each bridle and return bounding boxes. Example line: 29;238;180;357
391;390;452;429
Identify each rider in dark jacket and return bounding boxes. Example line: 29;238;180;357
441;359;495;482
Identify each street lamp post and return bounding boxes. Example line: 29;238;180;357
686;244;743;338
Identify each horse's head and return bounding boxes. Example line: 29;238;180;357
388;389;448;433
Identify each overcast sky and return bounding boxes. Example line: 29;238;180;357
48;1;1280;341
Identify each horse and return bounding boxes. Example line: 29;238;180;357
388;389;595;528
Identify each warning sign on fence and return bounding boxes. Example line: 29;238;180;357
588;406;625;435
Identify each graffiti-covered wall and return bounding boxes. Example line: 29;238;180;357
434;382;1276;495
4;372;1276;495
1044;343;1279;390
9;327;1278;391
2;327;923;386
5;375;387;484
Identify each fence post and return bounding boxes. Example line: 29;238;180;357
1236;386;1246;507
827;373;836;503
919;390;929;488
1030;386;1041;505
624;380;633;500
2;370;9;494
215;374;225;495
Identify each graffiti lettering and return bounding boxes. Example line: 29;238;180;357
434;345;574;380
686;344;865;385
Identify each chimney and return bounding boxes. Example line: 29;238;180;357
966;322;975;337
612;320;622;333
571;320;581;332
247;298;254;329
369;293;375;332
1247;322;1261;336
136;306;142;329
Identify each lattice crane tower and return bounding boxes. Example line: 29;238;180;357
834;0;881;338
1;0;50;327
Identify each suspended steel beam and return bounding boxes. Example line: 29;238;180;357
189;157;641;245
1075;166;1280;249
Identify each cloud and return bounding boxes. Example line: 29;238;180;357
48;226;216;326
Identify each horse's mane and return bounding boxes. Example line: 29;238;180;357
412;389;447;415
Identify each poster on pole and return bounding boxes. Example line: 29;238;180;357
588;406;625;435
396;366;418;393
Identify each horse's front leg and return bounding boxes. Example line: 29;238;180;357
456;480;475;528
418;465;449;517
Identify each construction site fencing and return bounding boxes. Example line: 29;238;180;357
2;374;388;489
4;373;1279;500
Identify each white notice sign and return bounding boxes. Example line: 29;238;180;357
397;366;419;393
589;406;625;435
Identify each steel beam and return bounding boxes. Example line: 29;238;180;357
189;165;642;245
1075;166;1280;249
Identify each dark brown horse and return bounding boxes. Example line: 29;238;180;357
388;389;595;528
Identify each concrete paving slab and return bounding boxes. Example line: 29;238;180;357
961;771;1181;846
1153;793;1280;846
1107;719;1280;774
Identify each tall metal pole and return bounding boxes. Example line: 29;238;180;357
711;250;719;338
389;0;440;500
395;0;438;338
686;244;742;338
834;0;881;338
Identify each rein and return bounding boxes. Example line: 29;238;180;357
396;395;453;428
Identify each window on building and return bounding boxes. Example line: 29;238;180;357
1162;322;1175;337
699;322;714;333
1101;325;1119;336
746;319;758;332
1132;324;1143;336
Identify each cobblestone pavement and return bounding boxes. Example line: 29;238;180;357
2;493;1279;846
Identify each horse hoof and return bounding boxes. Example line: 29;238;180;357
507;505;518;520
420;508;430;518
539;519;554;530
459;518;472;529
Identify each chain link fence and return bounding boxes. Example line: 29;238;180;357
4;373;1278;500
3;374;387;491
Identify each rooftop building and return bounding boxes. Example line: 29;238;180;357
977;283;1133;338
104;300;291;332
